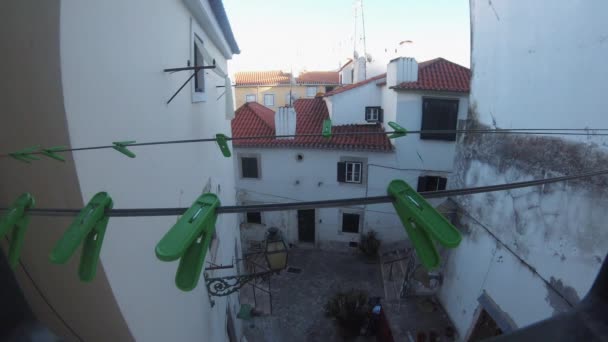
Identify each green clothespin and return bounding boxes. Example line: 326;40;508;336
155;193;220;291
322;119;332;138
41;146;67;162
0;193;35;268
9;146;41;163
388;180;461;270
387;122;407;139
112;141;136;158
215;134;231;158
50;192;113;282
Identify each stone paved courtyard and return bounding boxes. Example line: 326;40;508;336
241;247;456;341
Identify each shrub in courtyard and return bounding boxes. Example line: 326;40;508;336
324;289;370;337
359;230;381;258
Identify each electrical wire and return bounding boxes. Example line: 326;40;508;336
1;128;607;159
1;168;606;217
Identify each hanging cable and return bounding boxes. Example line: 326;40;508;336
1;128;607;159
2;168;606;217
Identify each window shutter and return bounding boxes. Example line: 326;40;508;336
438;177;447;190
379;108;384;123
337;162;346;182
417;176;427;192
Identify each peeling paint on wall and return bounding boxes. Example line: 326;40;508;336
545;277;580;315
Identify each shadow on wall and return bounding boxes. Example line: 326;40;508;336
0;251;58;341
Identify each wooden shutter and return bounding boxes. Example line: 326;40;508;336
438;177;447;190
337;162;346;182
417;176;427;192
379;108;384;123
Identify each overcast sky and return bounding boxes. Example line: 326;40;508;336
223;0;470;75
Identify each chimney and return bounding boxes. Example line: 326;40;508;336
274;107;296;139
353;56;367;83
387;57;418;87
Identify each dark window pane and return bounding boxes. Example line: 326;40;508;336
417;176;448;192
337;162;346;182
246;212;262;224
342;213;360;233
421;98;459;141
242;157;258;178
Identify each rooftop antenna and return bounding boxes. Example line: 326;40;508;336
353;0;368;59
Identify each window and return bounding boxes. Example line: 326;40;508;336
325;86;335;93
337;161;363;184
246;212;262;224
421;98;459;141
306;86;317;97
285;92;296;106
245;94;256;102
193;40;205;94
342;213;360;233
417;176;447;192
365;106;383;122
264;94;275;106
241;157;259;178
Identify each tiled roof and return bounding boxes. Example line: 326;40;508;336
296;71;340;85
392;58;470;92
235;70;292;86
231;98;393;152
325;73;387;96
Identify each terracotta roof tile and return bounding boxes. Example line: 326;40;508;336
392;58;470;92
235;70;292;86
231;98;392;152
296;71;340;85
325;73;387;96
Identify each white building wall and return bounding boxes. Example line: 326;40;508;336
60;1;241;341
235;148;434;249
327;82;383;125
439;0;608;339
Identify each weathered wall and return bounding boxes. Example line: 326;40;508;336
0;1;133;341
439;0;608;339
58;0;241;341
326;81;383;125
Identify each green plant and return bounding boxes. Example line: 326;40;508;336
324;289;370;337
359;230;381;257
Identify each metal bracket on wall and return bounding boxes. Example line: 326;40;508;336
164;61;216;104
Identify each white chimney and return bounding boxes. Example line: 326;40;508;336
387;57;418;87
274;107;296;139
353;56;367;83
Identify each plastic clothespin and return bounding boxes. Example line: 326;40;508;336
9;146;41;163
215;134;231;158
112;141;136;158
41;146;67;162
49;192;113;282
0;193;35;268
388;180;461;270
387;122;407;139
155;193;220;291
322;119;332;138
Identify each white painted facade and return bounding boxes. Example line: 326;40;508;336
438;0;608;339
1;1;242;341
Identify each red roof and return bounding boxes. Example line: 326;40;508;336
325;73;387;96
392;58;470;92
231;98;393;152
296;71;340;85
235;70;292;86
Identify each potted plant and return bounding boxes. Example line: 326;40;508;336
324;289;370;338
359;230;381;258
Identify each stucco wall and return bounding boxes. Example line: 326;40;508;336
235;147;453;250
327;82;383;125
235;85;325;109
59;0;241;341
0;1;133;341
439;0;608;339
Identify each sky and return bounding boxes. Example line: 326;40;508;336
223;0;470;75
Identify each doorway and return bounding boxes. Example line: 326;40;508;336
297;209;315;243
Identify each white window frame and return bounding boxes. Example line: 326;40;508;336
264;94;275;107
345;161;362;183
365;107;380;122
191;21;207;103
245;94;256;102
306;86;317;97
